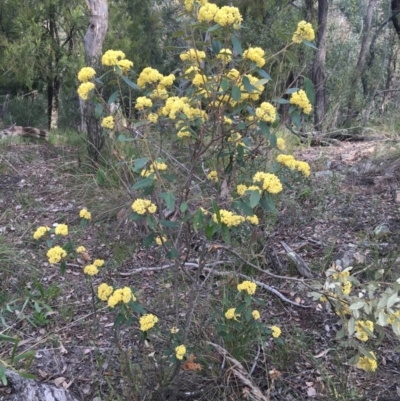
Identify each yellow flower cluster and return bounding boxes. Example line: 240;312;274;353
198;3;219;22
175;345;186;360
101;50;126;66
55;224;68;236
177;128;191;138
97;283;114;301
150;87;169;100
107;287;135;308
252;310;260;320
84;260;104;276
271;325;281;338
33;226;50;240
117;59;133;73
214;6;242;28
224;116;232;125
47;246;67;264
246;215;259;225
237;280;257;295
342;281;352;295
159;74;175;88
332;270;350;281
131;199;157;215
225;308;240;320
292;21;315;44
212;209;245;227
77;67;96;83
290;89;312;114
253;172;283;194
161;96;206;121
243;47;266;68
101;116;114;130
192;73;207;87
77;82;95;100
155;236;167;246
255;102;277;123
277;138;285;150
76;246;86;253
180;48;206;62
216;48;232;63
137;67;163;88
148;113;158;124
79;209;91;220
141;161;168;178
139;313;159;331
236;184;261;196
356;352;377;372
276;154;311;177
387;310;400;325
207;170;218;182
355;320;374;342
135;96;153;111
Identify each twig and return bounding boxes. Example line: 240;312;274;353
249;344;261;376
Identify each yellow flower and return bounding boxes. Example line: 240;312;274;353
79;209;91;220
170;326;179;334
387;310;400;324
131;199;157;215
175;345;186;360
252;310;260;320
98;283;114;301
184;0;194;11
180;48;206;62
135;96;153;111
243;47;265;68
55;224;68;236
224;116;232;125
255;102;277;123
246;215;259;225
292;21;315;44
277;138;285;150
216;48;232;63
207;170;218;182
192;73;207;87
198;3;219;22
253;172;282;194
101;116;114;130
33;226;50;240
46;246;67;264
137;67;163;88
237;280;257;295
214;6;242;28
332;270;350;281
108;294;120;308
150;87;168;99
159;74;175;88
295;160;311;177
155;236;167;246
139;314;159;331
177;128;191;138
276;154;297;169
76;246;86;253
225;308;240;320
93;259;104;267
212;210;245;227
355;320;374;342
237;184;247;196
342;281;352;295
117;59;133;73
271;326;281;338
356;352;377;372
77;82;95;100
290;89;312;114
77;67;96;83
122;287;135;303
101;50;126;66
148;113;158;123
84;264;98;276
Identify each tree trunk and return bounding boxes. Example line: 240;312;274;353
312;0;329;130
345;0;378;124
82;0;108;162
47;77;61;130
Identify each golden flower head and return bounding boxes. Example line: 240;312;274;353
77;82;95;100
131;199;157;215
55;224;68;236
76;246;86;253
175;344;186;360
292;20;315;44
46;246;67;264
98;283;114;301
356;352;377;372
225;308;240;320
77;67;96;83
102;50;126;66
139;314;159;331
93;259;104;267
271;325;281;338
84;264;98;276
237;280;257;295
252;310;260;320
101;116;115;130
33;226;50;240
79;209;91;220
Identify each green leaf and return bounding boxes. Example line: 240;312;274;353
0;334;17;343
291;111;301;128
302;39;318;50
258;121;271;137
234;199;254;216
133;157;149;172
14;350;35;363
96;169;106;184
160;220;179;228
242;75;256;94
231;34;243;55
285;87;299;94
107;90;119;105
132;177;155;190
131;302;146;314
193;209;204;232
269;134;277;147
143;233;155;248
94;103;103;119
166;247;179;260
232;85;241;101
118;134;127;142
260;194;276;213
212;40;222;54
256;68;272;80
221;224;231;245
276;30;290;42
212;201;221;224
235;302;248;314
285;50;299;65
146;216;157;231
205;222;218;239
249;190;261;208
160;191;175;211
207;24;221;32
60;261;66;276
121;75;140;90
254;78;269;86
172;29;184;37
221;78;229;92
273;98;290;104
180;202;188;213
304;77;315;105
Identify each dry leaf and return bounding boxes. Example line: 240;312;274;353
307;387;316;397
268;369;282;380
53;377;66;387
182;354;202;371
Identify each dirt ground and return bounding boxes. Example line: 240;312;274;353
1;137;400;401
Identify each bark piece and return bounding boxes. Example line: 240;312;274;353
280;241;313;278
